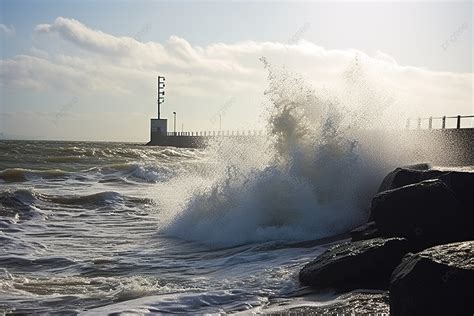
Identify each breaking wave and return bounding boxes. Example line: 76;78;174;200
159;56;397;247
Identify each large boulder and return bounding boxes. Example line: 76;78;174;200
377;167;444;193
437;171;474;207
299;238;411;291
350;221;381;242
369;164;443;221
371;179;471;248
390;241;474;316
376;166;474;207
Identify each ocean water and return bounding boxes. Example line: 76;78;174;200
0;141;336;313
0;139;374;314
1;60;421;314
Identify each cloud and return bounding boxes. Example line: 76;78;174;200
1;16;473;140
35;17;149;56
29;47;50;59
0;24;15;36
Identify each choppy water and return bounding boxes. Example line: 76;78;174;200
2;59;435;314
1;140;352;314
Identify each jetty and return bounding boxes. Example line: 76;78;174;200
145;76;473;165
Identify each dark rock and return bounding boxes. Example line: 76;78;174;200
371;179;471;248
376;166;474;207
377;167;444;193
390;241;474;316
350;221;381;242
368;165;443;221
299;238;411;291
437;171;474;207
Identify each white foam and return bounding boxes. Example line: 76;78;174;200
158;58;399;247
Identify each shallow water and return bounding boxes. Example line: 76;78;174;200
0;140;343;314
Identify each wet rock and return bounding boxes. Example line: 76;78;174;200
368;164;442;221
299;238;411;291
377;166;444;193
437;171;474;206
350;221;380;242
390;241;474;316
376;166;474;207
371;179;471;248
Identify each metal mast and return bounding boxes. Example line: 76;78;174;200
157;76;165;119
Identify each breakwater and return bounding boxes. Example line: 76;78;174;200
146;128;474;166
146;130;265;148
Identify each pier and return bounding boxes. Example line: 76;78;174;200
406;115;474;130
145;76;473;165
146;129;266;148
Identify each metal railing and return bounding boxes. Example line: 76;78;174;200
166;130;266;137
406;115;474;130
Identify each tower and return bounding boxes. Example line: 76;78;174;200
149;75;168;142
157;76;165;119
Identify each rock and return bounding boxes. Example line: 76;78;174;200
369;165;442;221
377;167;444;193
350;221;381;242
376;167;474;206
371;179;471;248
299;238;411;291
437;171;474;207
390;241;474;316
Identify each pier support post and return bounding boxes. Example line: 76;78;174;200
457;115;461;129
428;117;433;129
442;116;446;129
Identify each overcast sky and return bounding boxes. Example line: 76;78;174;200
0;0;472;141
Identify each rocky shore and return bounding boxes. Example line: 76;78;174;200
298;164;473;315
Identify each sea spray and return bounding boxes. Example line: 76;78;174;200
158;57;396;247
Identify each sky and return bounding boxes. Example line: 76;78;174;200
0;0;472;141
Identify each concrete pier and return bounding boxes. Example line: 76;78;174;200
146;128;474;166
357;128;474;166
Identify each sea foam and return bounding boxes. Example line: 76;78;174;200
158;57;401;247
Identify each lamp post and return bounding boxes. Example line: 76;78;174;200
173;112;176;136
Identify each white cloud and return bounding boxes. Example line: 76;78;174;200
0;24;15;36
1;17;473;140
34;17;138;56
29;47;50;59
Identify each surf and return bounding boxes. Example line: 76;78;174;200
157;57;399;247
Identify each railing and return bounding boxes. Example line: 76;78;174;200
406;115;474;130
166;130;266;137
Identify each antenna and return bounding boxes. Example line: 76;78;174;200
157;76;165;119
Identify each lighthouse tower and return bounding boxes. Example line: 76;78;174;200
150;76;167;141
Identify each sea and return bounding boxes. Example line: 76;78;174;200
1;62;450;314
0;138;389;314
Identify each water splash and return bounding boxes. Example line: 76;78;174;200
159;56;395;247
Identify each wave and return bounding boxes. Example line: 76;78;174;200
0;189;150;222
0;273;167;309
0;168;69;182
48;191;151;207
45;156;84;163
0;162;176;184
0;189;47;221
0;256;77;273
89;163;175;183
158;57;399;247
